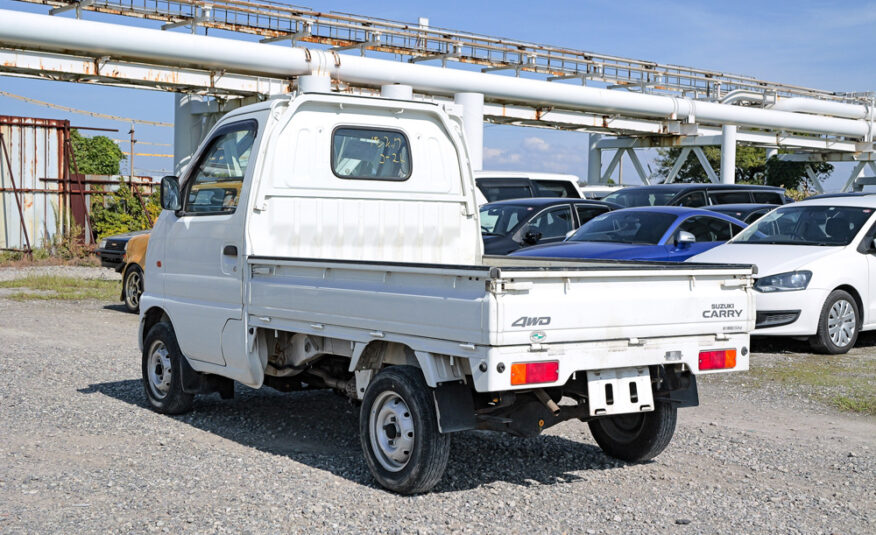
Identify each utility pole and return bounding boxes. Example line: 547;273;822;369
128;124;135;183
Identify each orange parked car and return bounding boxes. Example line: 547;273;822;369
120;232;150;313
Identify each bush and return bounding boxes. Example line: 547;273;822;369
90;180;159;239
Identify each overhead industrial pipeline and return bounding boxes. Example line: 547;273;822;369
0;8;872;140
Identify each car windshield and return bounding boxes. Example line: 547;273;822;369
568;211;677;245
602;188;679;207
479;204;538;235
732;205;874;246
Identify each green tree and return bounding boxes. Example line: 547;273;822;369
69;130;157;239
70;129;126;175
90;180;160;239
652;146;833;191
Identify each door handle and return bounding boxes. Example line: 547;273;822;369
223;245;238;257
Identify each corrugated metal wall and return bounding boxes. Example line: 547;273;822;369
0;116;67;250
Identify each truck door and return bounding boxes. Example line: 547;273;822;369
162;119;259;366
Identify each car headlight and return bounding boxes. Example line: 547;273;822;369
99;239;107;249
754;271;812;293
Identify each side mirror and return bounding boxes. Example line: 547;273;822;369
160;176;181;211
871;237;876;252
676;231;696;247
523;230;543;245
564;229;577;241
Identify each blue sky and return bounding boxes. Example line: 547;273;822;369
0;0;874;188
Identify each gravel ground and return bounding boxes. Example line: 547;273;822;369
0;287;873;534
0;266;121;282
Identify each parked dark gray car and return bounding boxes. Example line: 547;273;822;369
480;197;618;255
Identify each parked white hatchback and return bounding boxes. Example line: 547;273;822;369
689;196;876;354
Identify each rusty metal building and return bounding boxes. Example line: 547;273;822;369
0;116;100;251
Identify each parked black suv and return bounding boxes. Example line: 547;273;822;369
601;184;791;208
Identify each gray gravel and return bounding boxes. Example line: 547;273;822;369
0;293;873;534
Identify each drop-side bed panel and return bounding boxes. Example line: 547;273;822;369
246;256;755;358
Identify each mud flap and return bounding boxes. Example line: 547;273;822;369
654;367;699;408
432;380;476;433
180;356;235;399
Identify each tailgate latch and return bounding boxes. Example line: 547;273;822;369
487;279;533;294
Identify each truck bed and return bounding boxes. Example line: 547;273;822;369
247;254;754;356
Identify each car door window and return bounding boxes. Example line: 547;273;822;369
528;206;574;239
475;179;534;202
534;180;579;198
752;191;783;204
575;205;609;226
184;123;256;214
708;191;752;204
744;209;769;224
678;216;733;242
676;191;707;207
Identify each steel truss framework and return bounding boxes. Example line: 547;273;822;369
1;0;873;187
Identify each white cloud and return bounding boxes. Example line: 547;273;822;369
522;136;550;152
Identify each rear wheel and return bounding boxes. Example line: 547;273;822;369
359;366;450;494
810;290;859;355
588;401;677;462
142;322;194;414
123;265;143;313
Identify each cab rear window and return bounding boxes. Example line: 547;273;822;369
332;127;411;181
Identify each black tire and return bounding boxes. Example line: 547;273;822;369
142;322;194;415
810;290;859;355
588;401;677;462
123;265;143;314
359;366;450;494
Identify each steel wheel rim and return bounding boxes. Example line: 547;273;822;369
126;270;141;308
147;340;172;399
828;299;856;348
369;391;415;472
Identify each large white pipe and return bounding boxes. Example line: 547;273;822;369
0;9;872;139
772;97;871;120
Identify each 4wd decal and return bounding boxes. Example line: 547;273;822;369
703;303;743;319
512;316;551;328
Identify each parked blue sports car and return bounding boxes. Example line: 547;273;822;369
511;206;747;262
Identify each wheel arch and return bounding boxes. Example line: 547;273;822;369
119;262;143;301
141;306;171;348
834;284;864;323
350;341;466;388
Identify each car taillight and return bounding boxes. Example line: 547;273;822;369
510;361;559;385
699;349;737;371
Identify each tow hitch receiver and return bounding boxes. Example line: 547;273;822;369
587;367;654;416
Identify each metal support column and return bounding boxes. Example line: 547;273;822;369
588;133;602;184
173;93;223;176
721;124;737;184
454;92;484;171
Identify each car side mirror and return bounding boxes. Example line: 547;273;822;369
676;231;696;247
564;229;577;240
523;230;543;245
871;237;876;252
160;175;181;212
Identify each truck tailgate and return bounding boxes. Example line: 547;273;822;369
485;258;754;347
